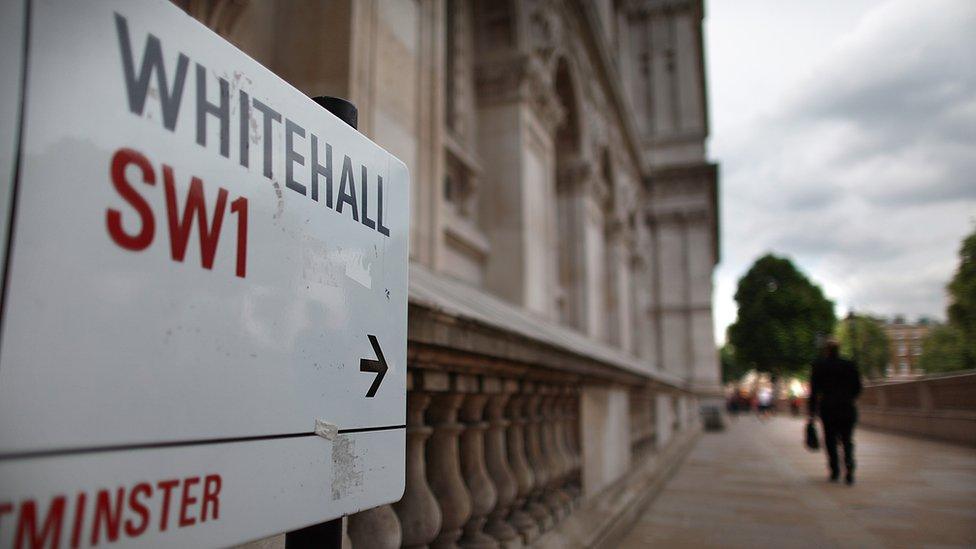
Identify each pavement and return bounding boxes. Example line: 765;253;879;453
618;415;976;548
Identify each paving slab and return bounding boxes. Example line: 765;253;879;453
619;416;976;548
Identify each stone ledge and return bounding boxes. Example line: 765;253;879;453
859;410;976;447
534;426;702;549
409;263;688;389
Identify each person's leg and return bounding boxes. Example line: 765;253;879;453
822;420;840;480
841;420;855;484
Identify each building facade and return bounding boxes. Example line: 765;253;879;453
174;0;721;546
883;318;930;378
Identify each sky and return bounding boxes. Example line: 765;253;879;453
704;0;976;344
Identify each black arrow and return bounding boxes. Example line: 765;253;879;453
359;334;388;398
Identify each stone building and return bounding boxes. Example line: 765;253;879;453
174;0;721;546
883;318;930;378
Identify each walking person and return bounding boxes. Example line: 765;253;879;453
808;337;862;484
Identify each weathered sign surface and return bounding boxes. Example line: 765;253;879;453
0;0;408;546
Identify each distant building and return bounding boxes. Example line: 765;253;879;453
883;318;930;378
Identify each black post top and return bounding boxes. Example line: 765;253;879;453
313;96;358;131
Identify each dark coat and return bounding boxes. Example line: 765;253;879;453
808;355;862;422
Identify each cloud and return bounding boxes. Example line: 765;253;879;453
708;0;976;341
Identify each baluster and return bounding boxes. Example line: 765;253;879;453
539;392;567;521
427;391;471;549
394;391;442;549
550;389;573;513
348;505;401;549
564;392;581;501
459;390;499;548
483;387;521;548
523;390;554;531
505;392;540;544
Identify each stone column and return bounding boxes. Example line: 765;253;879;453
427;392;472;548
483;385;522;548
458;389;499;549
394;391;442;549
348;505;401;549
505;392;540;544
523;390;554;530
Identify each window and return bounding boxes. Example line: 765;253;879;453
443;152;476;220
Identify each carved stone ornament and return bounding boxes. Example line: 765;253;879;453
475;55;565;133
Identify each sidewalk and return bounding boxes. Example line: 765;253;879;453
618;416;976;548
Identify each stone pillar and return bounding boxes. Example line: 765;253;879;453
394;391;442;549
483;384;522;548
655;391;673;448
580;385;631;496
348;505;401;549
427;392;472;549
523;390;554;530
458;389;499;549
504;392;540;543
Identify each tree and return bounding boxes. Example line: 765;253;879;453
947;226;976;367
835;314;889;380
918;324;968;373
918;225;976;373
727;254;836;378
720;343;749;384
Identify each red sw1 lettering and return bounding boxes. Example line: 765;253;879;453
106;148;248;277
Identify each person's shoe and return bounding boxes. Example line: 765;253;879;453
829;470;840;482
845;471;854;485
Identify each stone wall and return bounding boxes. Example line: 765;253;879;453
859;371;976;447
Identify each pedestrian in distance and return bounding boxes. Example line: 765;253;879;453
808;337;862;485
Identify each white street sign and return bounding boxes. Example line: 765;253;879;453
0;0;408;546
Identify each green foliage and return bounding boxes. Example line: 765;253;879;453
720;343;749;383
727;254;836;376
918;324;969;373
919;226;976;373
947;227;976;365
836;314;889;380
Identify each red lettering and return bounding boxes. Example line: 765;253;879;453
178;477;199;528
124;483;152;537
90;489;124;546
15;497;65;549
201;475;221;522
107;148;156;250
0;502;12;530
156;479;179;532
163;166;228;270
69;493;85;549
230;197;248;278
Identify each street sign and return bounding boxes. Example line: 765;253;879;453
0;0;408;546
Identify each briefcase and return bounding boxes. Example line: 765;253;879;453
805;420;820;451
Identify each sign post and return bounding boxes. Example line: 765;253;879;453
0;0;409;547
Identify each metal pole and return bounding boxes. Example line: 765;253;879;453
286;520;343;549
283;95;360;549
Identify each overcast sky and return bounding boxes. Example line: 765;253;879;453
704;0;976;343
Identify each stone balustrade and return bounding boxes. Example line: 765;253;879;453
859;370;976;447
336;363;700;549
